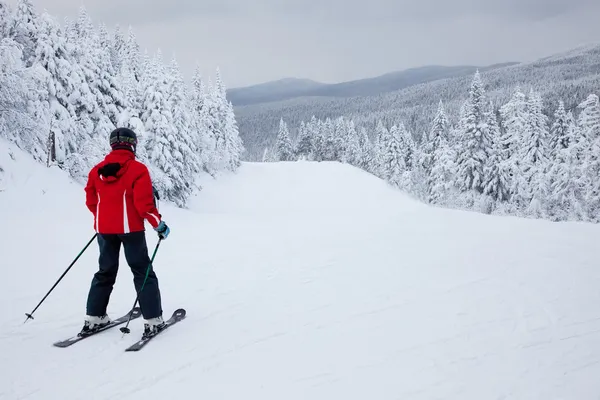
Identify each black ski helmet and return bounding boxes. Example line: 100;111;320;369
109;127;137;152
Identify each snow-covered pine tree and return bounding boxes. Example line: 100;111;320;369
331;117;348;162
0;1;11;39
549;101;572;159
499;87;528;207
164;56;197;200
110;25;125;74
372;120;389;178
547;114;586;221
212;68;243;171
523;90;549;166
379;125;405;187
357;126;374;172
423;100;449;176
520;89;550;216
295;121;313;160
427;133;456;205
124;26;142;83
344;119;362;167
483;107;511;203
396;122;415;171
454;71;489;194
321;118;336;161
140;50;183;203
310;117;325;161
417;100;449;199
275;118;294;161
71;8;125;131
114;27;145;138
188;65;212;173
201;73;232;171
9;0;39;67
32;12;81;167
577;93;600;220
0;36;42;159
221;97;244;170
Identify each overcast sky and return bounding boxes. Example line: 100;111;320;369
8;0;600;88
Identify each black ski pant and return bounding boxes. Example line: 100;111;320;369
86;231;162;320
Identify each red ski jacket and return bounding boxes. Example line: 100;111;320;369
84;149;162;234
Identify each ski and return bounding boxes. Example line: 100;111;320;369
125;308;186;351
53;307;142;348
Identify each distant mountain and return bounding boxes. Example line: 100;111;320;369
227;63;518;106
227;78;327;106
235;43;600;161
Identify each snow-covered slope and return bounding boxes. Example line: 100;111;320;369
2;141;600;399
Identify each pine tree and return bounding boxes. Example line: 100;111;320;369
423;100;449;176
396;122;415;171
332;117;347;161
373;120;389;178
33;12;81;166
0;1;11;39
483;107;511;202
295;121;313;160
454;71;489;194
308;116;325;161
427;138;456;205
380;125;405;188
222;97;244;170
165;56;196;199
517;89;550;213
322;118;336;161
140;50;183;203
499;87;528;207
9;0;39;66
211;68;243;171
0;37;42;159
523;90;549;169
547;116;586;221
549;101;571;159
209;68;229;168
357;126;373;172
189;65;212;172
275;118;294;161
111;25;125;74
577;94;600;220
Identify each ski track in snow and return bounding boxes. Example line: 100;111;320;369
2;144;600;399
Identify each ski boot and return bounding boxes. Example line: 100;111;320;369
143;316;166;339
79;314;111;337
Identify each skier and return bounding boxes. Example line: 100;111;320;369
81;127;170;338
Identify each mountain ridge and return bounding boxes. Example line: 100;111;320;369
227;62;519;106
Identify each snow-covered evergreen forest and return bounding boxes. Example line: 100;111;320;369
0;0;243;207
269;71;600;223
238;44;600;162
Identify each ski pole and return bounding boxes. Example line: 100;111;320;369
24;233;98;323
120;238;162;334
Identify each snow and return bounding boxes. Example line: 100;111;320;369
2;139;600;399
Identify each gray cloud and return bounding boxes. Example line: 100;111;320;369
6;0;600;87
40;0;596;23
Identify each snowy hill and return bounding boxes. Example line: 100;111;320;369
2;141;600;399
